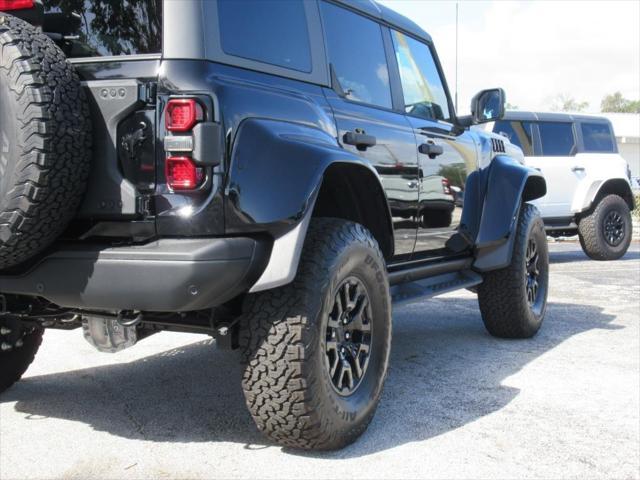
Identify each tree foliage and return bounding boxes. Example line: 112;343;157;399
600;92;640;113
550;94;589;113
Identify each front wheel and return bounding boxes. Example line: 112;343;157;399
477;204;549;338
240;218;392;450
578;194;632;261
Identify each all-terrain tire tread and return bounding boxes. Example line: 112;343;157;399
477;203;547;338
578;194;632;261
0;15;91;269
240;218;388;450
0;328;43;393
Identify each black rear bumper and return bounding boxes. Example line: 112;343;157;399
0;238;267;312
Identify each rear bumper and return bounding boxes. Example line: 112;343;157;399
0;238;267;312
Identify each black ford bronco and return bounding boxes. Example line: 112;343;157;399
0;0;548;450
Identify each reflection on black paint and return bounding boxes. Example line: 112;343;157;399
42;0;162;58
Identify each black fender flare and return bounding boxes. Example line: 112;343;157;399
225;118;394;290
467;155;546;271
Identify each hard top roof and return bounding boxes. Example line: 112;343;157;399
503;111;613;125
332;0;433;44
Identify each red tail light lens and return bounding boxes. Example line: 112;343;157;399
0;0;34;10
165;156;203;190
442;178;453;195
165;99;199;132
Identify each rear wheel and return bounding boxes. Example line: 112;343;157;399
0;320;43;393
477;203;549;338
240;218;391;450
578;194;632;261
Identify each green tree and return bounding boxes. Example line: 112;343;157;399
551;94;589;113
600;92;640;113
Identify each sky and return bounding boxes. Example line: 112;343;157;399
378;0;640;115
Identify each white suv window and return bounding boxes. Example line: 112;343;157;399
538;122;576;156
581;123;616;153
493;120;535;156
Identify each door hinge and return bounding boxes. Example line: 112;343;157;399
138;82;157;105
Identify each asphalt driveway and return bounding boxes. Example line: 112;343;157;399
1;242;638;479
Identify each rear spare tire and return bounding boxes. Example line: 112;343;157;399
0;14;91;270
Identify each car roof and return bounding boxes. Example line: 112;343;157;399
503;111;614;125
332;0;433;44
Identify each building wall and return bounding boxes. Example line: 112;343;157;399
618;141;640;178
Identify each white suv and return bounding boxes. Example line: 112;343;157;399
485;112;635;260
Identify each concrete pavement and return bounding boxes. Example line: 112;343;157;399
0;242;638;479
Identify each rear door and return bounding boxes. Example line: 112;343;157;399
42;0;162;222
320;1;419;260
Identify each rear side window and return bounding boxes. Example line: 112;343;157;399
42;0;162;58
492;120;535;156
538;122;576;156
320;1;392;109
218;0;312;73
581;123;616;153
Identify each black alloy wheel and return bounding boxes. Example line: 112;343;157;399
325;277;373;396
603;210;625;247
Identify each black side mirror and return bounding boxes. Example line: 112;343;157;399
455;88;506;130
471;88;505;124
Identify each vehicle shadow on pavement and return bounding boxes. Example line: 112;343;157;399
1;298;619;458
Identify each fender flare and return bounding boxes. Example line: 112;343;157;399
469;155;546;272
225;118;393;291
574;177;635;213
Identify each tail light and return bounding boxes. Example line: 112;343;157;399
165;156;203;190
0;0;34;10
163;97;206;190
442;178;453;195
165;98;200;132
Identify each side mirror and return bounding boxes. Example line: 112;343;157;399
471;88;505;124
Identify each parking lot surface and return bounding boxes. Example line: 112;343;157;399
1;242;638;480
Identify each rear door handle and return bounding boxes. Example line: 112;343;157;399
572;166;586;172
418;142;444;159
343;130;376;151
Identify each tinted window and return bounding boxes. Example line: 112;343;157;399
391;30;450;121
43;0;161;58
581;123;615;152
493;120;535;156
218;0;311;73
538;122;576;156
321;1;392;108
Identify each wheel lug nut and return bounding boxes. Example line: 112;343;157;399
15;339;23;348
1;342;12;352
345;332;350;340
0;327;11;335
331;331;336;338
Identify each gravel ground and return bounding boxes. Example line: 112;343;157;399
1;242;638;480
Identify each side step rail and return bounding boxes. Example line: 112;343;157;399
390;270;483;307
